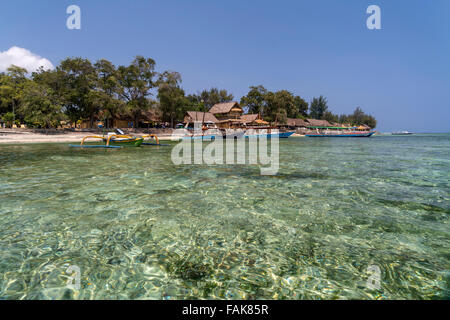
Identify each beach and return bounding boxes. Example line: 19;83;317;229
0;129;175;144
0;129;307;144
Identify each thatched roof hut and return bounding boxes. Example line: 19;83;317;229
209;102;243;120
209;102;242;114
287;118;309;127
239;114;260;124
183;111;218;123
306;119;333;127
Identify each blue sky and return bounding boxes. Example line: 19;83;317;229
1;0;449;132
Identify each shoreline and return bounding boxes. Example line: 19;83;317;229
1;130;444;145
0;130;175;144
0;129;308;144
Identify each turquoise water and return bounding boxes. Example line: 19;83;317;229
0;134;448;300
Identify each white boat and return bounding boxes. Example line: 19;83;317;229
392;131;413;135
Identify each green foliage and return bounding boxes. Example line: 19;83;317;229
240;85;268;116
322;111;339;123
157;71;187;127
57;57;98;124
0;57;377;129
20;81;65;128
240;86;309;123
116;56;157;127
265;90;296;123
294;96;308;117
336;107;377;128
185;88;234;113
2;112;15;126
309;96;329;119
0;66;29;123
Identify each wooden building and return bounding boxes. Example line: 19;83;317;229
183;111;218;127
209;102;243;120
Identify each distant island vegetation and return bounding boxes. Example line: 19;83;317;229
0;56;377;129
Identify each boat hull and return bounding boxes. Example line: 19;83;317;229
179;130;246;141
244;131;295;139
306;131;376;138
102;137;144;147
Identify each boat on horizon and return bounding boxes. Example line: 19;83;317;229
392;131;413;135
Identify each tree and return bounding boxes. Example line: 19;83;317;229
185;94;205;111
0;66;29;124
322;111;339;124
309;95;328;119
337;107;377;128
198;88;234;110
294;95;308;117
240;85;268;116
349;107;377;128
117;56;157;128
157;71;187;128
58;58;98;127
264;90;297;123
1;112;15;127
20;81;65;128
351;107;365;124
362;115;377;128
94;59;124;127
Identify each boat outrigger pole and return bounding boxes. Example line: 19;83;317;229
69;132;169;148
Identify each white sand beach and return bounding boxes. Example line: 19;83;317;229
0;130;176;144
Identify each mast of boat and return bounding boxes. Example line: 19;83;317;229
201;99;206;139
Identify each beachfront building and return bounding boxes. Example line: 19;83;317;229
215;113;270;129
305;119;333;128
209;102;244;121
240;114;269;126
183;111;218;128
285;118;310;133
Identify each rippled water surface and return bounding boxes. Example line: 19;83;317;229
0;134;449;300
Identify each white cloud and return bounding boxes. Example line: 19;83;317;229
0;46;54;73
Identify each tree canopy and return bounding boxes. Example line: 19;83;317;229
0;56;377;129
240;86;309;123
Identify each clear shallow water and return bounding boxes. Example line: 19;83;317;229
0;134;448;300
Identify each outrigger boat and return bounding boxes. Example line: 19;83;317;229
171;123;246;141
244;127;295;139
70;130;165;148
306;131;376;137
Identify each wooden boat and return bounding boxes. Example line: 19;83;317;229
244;127;295;139
70;133;166;148
102;135;144;147
172;128;246;141
306;131;376;137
